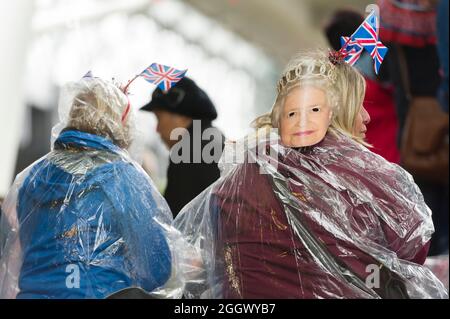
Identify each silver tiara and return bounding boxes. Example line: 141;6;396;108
276;60;338;94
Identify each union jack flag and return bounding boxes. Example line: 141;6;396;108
349;11;388;74
140;63;187;91
340;36;364;66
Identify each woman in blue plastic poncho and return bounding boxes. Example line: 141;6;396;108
0;77;184;299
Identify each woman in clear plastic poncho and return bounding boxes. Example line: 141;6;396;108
0;77;183;299
174;51;448;299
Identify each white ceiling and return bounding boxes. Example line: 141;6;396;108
183;0;372;65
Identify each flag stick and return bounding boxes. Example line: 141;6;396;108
122;74;140;93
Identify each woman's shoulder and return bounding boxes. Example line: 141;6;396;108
92;159;151;190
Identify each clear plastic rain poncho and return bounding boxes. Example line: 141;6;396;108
424;255;449;291
0;77;185;299
174;51;448;299
175;131;448;299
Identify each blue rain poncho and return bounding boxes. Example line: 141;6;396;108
0;78;184;298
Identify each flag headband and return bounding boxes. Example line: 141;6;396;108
119;63;187;123
80;71;133;125
328;9;388;75
122;63;187;94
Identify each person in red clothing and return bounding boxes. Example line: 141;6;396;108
174;51;447;299
324;9;401;163
364;78;401;163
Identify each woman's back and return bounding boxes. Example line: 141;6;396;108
1;130;173;299
176;132;446;299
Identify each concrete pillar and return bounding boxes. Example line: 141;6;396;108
0;0;35;197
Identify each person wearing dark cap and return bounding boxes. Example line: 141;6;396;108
141;77;225;218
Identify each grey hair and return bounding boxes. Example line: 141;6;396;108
66;78;133;149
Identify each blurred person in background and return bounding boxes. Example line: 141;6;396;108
324;9;401;164
141;77;225;218
378;0;449;256
378;0;442;141
436;0;449;113
0;77;183;299
0;198;3;225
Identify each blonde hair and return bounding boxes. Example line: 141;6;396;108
329;61;369;146
253;50;369;146
66;78;133;149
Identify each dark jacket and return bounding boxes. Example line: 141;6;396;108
164;121;225;218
